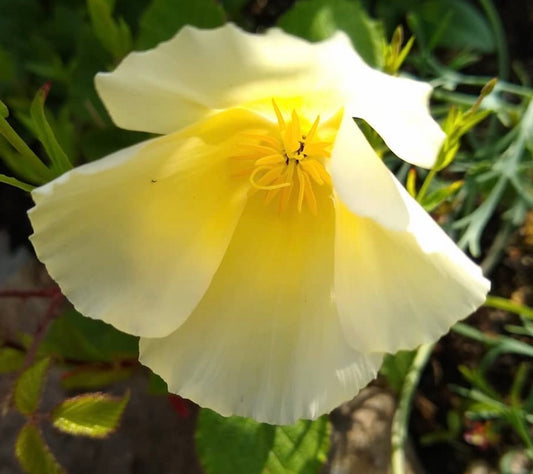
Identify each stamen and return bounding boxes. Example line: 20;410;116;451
231;153;261;161
255;154;285;166
249;166;291;191
241;144;280;154
233;100;334;214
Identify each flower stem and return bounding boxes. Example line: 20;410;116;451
416;167;437;203
390;343;434;474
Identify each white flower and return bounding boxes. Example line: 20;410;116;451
28;24;490;424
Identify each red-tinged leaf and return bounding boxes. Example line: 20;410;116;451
51;391;129;438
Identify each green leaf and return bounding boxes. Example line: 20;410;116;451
15;424;65;474
87;0;132;61
61;365;134;390
0;136;44;184
278;0;385;67
51;391;129;438
220;0;248;19
196;409;329;474
0;346;25;374
197;409;275;474
0;99;8;118
14;357;50;415
0;115;52;184
137;0;225;50
380;350;416;394
421;180;463;212
484;296;533;321
264;418;330;473
415;0;495;53
0;173;34;191
30;84;72;176
42;309;138;362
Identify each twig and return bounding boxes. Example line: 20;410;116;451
0;287;60;299
21;291;63;370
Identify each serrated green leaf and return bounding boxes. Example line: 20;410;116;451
42;309;138;362
196;409;329;474
197;409;275;474
380;350;416;394
265;417;330;473
0;346;25;373
137;0;225;50
16;424;65;474
14;357;50;415
51;391;129;438
30;84;72;176
61;365;134;390
278;0;385;67
87;0;132;61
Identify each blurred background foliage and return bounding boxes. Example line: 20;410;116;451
1;0;533;473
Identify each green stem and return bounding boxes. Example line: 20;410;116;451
390;343;434;474
484;296;533;320
416;167;437;203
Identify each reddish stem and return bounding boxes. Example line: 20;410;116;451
0;287;60;299
21;292;63;370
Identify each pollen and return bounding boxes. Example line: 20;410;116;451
232;100;333;214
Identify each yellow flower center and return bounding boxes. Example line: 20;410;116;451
232;100;333;214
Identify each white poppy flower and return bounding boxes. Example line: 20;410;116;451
28;24;490;424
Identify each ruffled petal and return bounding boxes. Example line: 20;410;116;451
330;39;445;167
329;112;410;231
140;190;382;425
96;23;443;164
96;24;348;134
29;109;271;337
334;187;490;354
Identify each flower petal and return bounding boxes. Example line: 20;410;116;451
29;109;269;337
329;112;410;231
95;24;347;134
140;190;382;425
330;36;445;167
334;188;490;354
